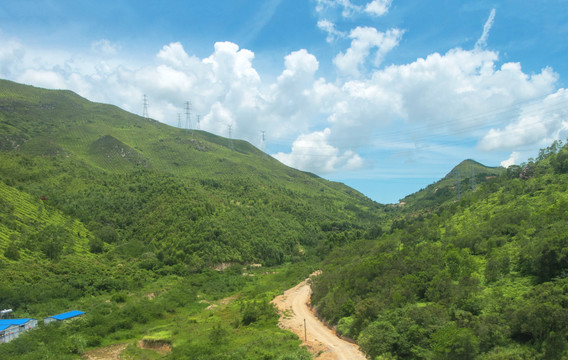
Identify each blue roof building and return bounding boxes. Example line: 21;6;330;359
43;310;85;324
0;318;38;343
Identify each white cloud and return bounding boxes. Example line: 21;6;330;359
156;42;194;68
479;88;568;150
0;34;24;76
334;27;403;77
317;19;346;43
1;21;563;179
91;39;120;56
365;0;392;16
501;151;521;168
475;9;496;49
315;0;392;17
17;69;67;89
273;128;363;173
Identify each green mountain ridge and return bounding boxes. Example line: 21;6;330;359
311;142;568;359
3;78;567;359
0;79;384;269
400;159;505;210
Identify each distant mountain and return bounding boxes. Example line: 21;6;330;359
400;159;505;210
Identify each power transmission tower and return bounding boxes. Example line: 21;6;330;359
185;101;192;130
177;113;182;128
470;162;477;191
142;94;149;119
260;130;266;152
228;124;233;150
456;168;462;202
196;115;201;130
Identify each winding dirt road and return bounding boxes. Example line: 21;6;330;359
272;273;366;360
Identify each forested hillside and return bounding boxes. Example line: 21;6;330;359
2;79;568;359
0;79;383;359
0;79;385;269
311;140;568;359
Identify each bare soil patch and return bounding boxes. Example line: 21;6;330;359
82;343;127;360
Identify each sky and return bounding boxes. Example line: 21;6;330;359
1;0;567;203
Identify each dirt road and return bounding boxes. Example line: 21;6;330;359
272;273;367;360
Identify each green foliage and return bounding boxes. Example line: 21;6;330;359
241;299;277;325
312;140;568;359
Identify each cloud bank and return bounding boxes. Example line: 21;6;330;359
0;2;565;174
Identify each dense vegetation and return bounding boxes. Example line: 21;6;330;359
311;140;568;359
2;79;567;359
0;79;383;358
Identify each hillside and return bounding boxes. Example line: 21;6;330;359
311;141;568;359
0;79;384;359
0;79;384;269
400;159;505;210
3;78;567;359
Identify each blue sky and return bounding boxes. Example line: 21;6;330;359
1;0;567;203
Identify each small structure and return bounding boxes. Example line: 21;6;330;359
0;309;13;319
43;310;85;325
0;318;38;343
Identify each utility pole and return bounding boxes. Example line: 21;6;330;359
142;94;149;119
304;318;307;343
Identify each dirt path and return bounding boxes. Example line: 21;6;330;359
272;273;367;360
82;343;127;360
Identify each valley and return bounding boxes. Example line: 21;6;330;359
1;79;568;359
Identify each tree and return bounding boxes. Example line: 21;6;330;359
358;320;399;359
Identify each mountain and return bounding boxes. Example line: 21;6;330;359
0;79;384;269
400;159;505;210
5;78;566;359
0;79;388;358
311;142;568;359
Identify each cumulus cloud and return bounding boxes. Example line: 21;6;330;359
479;88;568;150
322;46;559;144
334;27;403;77
0;34;24;76
265;49;320;136
273;128;364;173
365;0;392;16
17;69;67;89
1;18;564;179
501;151;521;168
